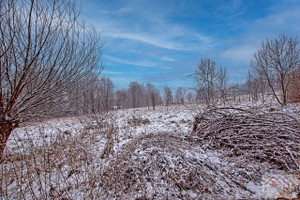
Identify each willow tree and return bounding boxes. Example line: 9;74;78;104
0;0;102;159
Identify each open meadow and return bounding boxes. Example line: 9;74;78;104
1;100;299;199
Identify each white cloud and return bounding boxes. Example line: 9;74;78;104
255;8;300;33
102;70;123;74
220;44;258;63
103;32;180;50
214;0;247;19
104;55;157;67
81;0;214;52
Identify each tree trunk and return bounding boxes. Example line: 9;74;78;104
0;120;18;160
152;93;156;110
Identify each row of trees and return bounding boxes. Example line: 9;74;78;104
115;82;163;110
69;79;195;114
191;34;299;107
70;34;300;114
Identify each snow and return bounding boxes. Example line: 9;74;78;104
2;102;299;199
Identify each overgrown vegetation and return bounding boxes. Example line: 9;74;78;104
1;103;299;199
193;106;300;171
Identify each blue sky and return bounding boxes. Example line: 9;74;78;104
78;0;300;90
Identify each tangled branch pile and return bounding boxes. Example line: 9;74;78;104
99;133;259;199
192;107;300;172
127;116;151;126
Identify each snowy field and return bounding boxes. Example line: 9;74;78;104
1;102;299;199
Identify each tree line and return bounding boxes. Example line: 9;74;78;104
65;77;197;115
191;34;299;107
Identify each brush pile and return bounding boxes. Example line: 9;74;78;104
99;133;259;199
192;107;300;172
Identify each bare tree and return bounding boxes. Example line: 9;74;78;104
164;86;173;107
192;58;218;107
257;73;267;103
151;91;156;110
228;84;241;103
0;0;102;159
251;34;299;106
115;89;128;109
287;65;300;103
146;83;158;110
186;92;194;104
246;71;259;102
99;77;114;112
216;66;229;105
175;87;186;105
153;90;163;109
80;75;99;114
64;75;104;115
145;83;154;109
246;69;268;103
128;81;144;108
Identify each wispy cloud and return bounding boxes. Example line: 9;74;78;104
219;44;259;64
217;2;300;65
82;0;214;52
213;0;247;20
255;8;300;34
99;23;213;51
79;0;300;88
102;70;123;74
104;55;157;67
104;32;180;50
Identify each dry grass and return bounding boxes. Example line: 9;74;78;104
1;104;299;199
0;116;116;199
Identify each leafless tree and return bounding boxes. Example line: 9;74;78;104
129;81;144;108
251;34;299;106
287;65;300;103
99;77;114;112
257;73;267;103
115;89;128;109
79;75;99;114
175;87;186;105
164;86;173;107
63;75;102;115
0;0;102;159
151;92;156;110
192;58;218;107
145;83;154;109
186;92;194;104
228;84;241;103
216;66;229;105
146;83;158;110
245;70;268;103
115;82;162;110
246;71;259;102
153;90;163;109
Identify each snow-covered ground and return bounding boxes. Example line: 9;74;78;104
2;102;299;199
